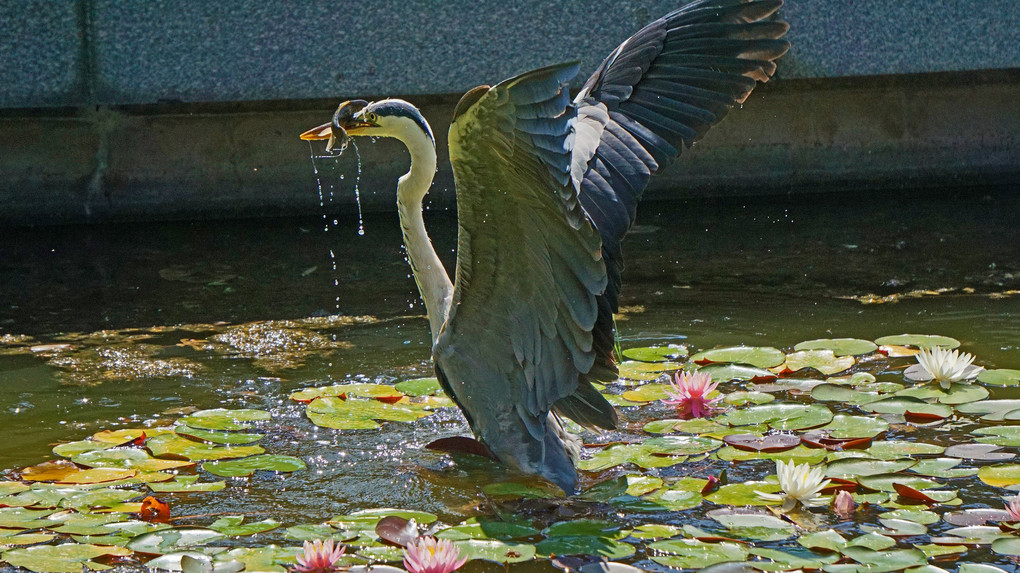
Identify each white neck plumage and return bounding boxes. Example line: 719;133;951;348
391;116;453;343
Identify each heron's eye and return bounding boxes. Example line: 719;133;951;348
366;112;378;123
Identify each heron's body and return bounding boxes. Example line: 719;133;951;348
302;0;789;493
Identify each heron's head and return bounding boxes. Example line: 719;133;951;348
300;98;434;152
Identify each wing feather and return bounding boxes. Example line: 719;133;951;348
434;62;617;491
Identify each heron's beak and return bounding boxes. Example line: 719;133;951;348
299;99;372;152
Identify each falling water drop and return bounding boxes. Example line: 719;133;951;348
352;142;366;236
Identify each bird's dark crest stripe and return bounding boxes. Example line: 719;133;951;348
373;100;436;145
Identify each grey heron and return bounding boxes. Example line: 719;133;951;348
301;0;789;494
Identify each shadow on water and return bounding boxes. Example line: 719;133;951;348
0;186;1018;568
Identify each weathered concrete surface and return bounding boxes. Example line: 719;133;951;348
2;71;1016;226
2;1;1018;108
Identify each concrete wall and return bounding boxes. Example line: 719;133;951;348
3;1;1019;108
1;1;1018;225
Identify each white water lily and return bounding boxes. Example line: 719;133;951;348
756;459;831;511
904;346;983;389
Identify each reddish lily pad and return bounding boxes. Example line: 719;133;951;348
722;433;800;452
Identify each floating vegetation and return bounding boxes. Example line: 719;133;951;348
3;332;1020;572
47;344;204;386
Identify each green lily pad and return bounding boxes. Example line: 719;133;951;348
826;459;916;477
908;458;978;478
722;391;775;406
578;444;686;471
617;361;679;382
798;529;847;552
629;524;682;540
648;538;750;568
339;508;438;526
536;536;635;559
621;345;688;362
978;464;1020;488
174;425;264;445
716;444;828;464
795;338;878;356
620;383;672;403
178;408;271;431
147;475;226;493
691;346;785;368
810;384;883;405
0;507;63;529
879;509;939;525
750;546;841;570
718;403;833;430
707;508;795;541
2;543;132;572
705;481;778;506
959;565;1009;573
52;440;113;459
291;383;403;402
699;364;776;381
856;474;943;492
839;546;927;570
127;527;226;553
306;396;432;430
861;397;953;418
283;523;349;542
481;481;561;499
208;516;281;536
978;369;1020;387
991;536;1020;555
875;334;960;349
818;414;889;438
895;383;988;405
435;518;539;541
782;349;856;375
865;440;945;459
73;447;195;471
957;400;1020;421
454;539;536;563
146;434;265;461
393;377;443;396
202;454;306;477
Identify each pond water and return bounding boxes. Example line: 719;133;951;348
0;186;1018;572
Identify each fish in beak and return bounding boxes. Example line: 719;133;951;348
299;99;371;152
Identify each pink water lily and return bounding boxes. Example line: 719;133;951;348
833;490;857;519
293;539;346;573
663;370;721;418
403;536;467;573
1005;497;1020;522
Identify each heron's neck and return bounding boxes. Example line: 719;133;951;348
395;126;452;342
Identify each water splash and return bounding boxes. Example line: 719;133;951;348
352;141;365;236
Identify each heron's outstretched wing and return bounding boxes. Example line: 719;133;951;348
574;0;789;305
433;62;615;491
570;0;790;381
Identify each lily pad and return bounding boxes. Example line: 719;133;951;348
648;539;750;569
2;543;132;572
718;403;833;430
127;527;226;553
435;518;539;541
178;408;271;431
536;536;635;559
826;459;916;478
978;369;1020;387
174;425;264;445
620;383;672;403
794;338;878;356
691;346;785;368
621;345;688;363
147;475;226;493
393;377;443;396
73;447;195;471
454;539;536;563
780;349;856;375
874;334;960;349
978;464;1020;488
706;508;795;541
944;443;1015;460
957;400;1020;421
203;455;306;477
817;415;889;438
866;440;945;459
699;364;776;381
208;515;281;536
306;396;432;430
617;361;679;382
705;481;778;506
146;434;265;461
